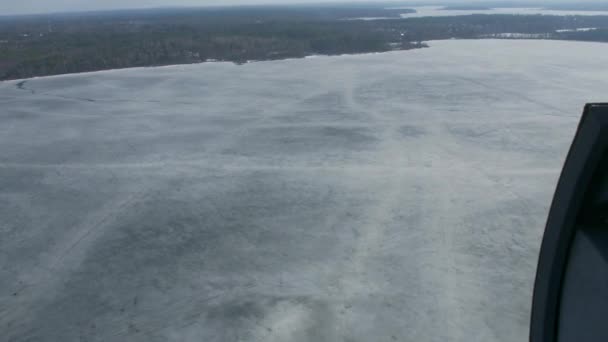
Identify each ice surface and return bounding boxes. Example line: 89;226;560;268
1;40;608;342
555;27;599;33
396;6;608;18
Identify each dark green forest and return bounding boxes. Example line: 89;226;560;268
1;5;608;80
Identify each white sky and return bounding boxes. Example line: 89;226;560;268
0;0;598;16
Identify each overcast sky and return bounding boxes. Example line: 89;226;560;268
0;0;593;16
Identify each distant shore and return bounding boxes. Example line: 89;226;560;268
2;5;608;81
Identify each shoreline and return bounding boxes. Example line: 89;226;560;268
2;45;429;83
4;38;608;83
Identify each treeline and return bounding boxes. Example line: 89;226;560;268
556;28;608;42
0;23;417;80
0;6;417;80
1;6;608;80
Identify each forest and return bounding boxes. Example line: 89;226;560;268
1;4;608;80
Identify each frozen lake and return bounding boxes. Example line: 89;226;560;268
395;6;608;18
1;39;608;342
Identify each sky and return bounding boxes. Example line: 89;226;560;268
0;0;597;16
3;0;379;15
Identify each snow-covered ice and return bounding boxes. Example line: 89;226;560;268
395;6;608;18
556;27;599;33
2;40;608;342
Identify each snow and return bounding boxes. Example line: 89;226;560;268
342;17;396;21
556;27;599;33
2;39;608;342
482;33;552;38
394;6;608;18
